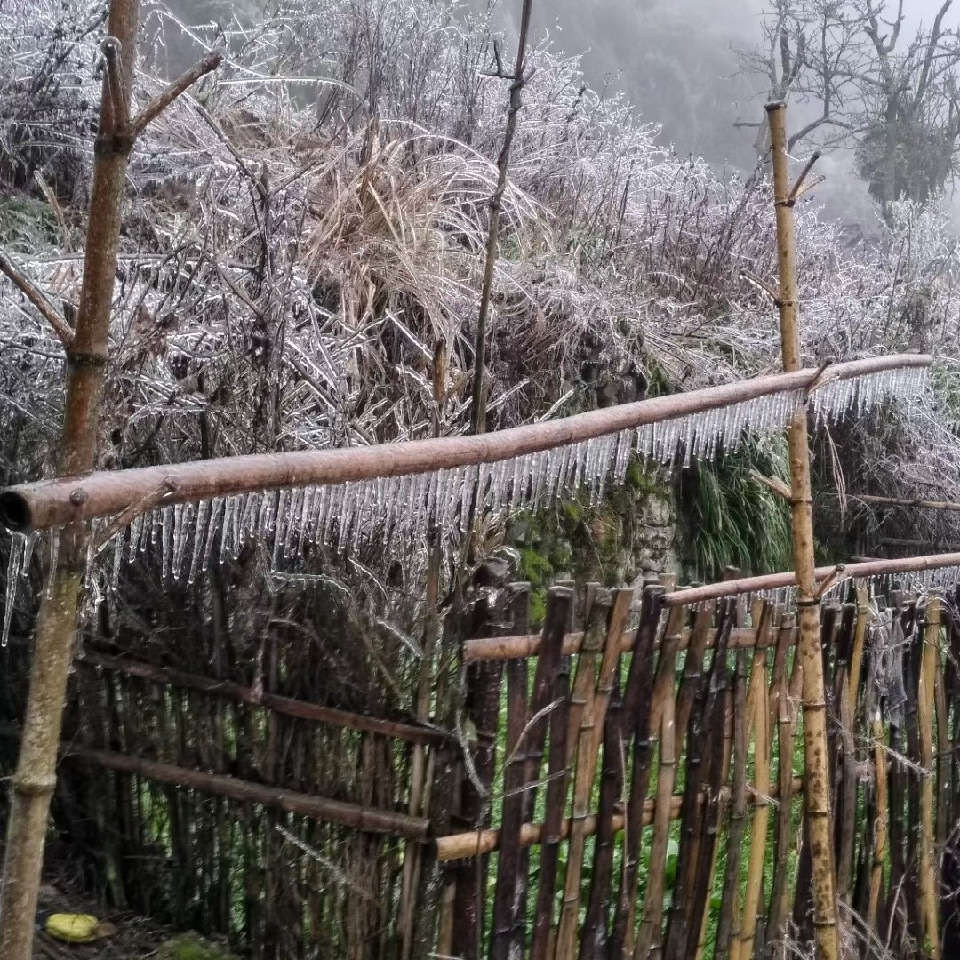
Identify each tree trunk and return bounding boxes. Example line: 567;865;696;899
0;4;140;958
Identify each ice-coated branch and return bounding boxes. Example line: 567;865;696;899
129;50;224;139
0;252;73;348
787;150;822;205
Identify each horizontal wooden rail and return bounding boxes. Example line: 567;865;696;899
0;354;930;532
463;626;772;662
663;552;960;607
435;776;803;861
858;494;960;513
0;727;429;839
78;651;447;746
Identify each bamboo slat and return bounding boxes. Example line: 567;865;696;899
634;691;677;960
765;629;803;948
555;589;633;960
736;652;770;960
529;645;573;960
490;586;531;960
918;599;941;959
609;588;671;960
452;591;506;960
715;648;750;960
51;743;430;837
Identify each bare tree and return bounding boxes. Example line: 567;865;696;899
741;1;960;216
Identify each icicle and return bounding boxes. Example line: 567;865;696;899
3;533;25;647
171;503;189;581
22;531;36;574
161;505;174;581
188;499;209;585
111;531;123;590
45;530;60;599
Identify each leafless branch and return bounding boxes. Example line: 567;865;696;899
0;252;73;348
129;50;223;139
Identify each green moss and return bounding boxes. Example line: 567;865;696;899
159;933;238;960
0;195;60;250
508;457;675;622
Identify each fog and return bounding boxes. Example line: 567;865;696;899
507;0;960;226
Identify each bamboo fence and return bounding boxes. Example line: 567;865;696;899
438;579;960;960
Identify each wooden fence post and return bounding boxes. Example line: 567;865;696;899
918;597;941;959
765;100;839;960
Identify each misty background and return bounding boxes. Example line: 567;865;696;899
507;0;960;228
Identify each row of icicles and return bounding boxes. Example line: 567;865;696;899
0;364;931;647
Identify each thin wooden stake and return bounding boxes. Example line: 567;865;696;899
918;598;941;959
610;586;670;959
529;638;572;960
736;650;771;960
554;589;633;960
452;591;506;960
634;681;677;960
765;100;839;960
490;584;532;960
716;648;751;960
517;588;573;953
765;619;803;949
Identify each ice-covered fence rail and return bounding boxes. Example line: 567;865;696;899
663;552;960;607
0;354;932;534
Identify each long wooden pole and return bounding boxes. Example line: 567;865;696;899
857;494;960;512
663;552;960;607
435;777;804;862
0;354;930;533
77;650;446;745
765;100;839;960
0;737;430;838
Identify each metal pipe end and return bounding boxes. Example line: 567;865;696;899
0;491;32;533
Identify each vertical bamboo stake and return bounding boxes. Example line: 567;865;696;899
634;684;677;960
867;665;888;935
452;591;505;960
610;586;670;960
554;588;633;960
490;584;531;960
579;677;624;960
918;598;941;959
529;637;573;960
765;616;803;949
832;604;858;905
516;587;572;954
716;647;751;960
691;622;733;960
934;659;950;856
765;101;839;960
736;649;771;960
663;603;733;960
